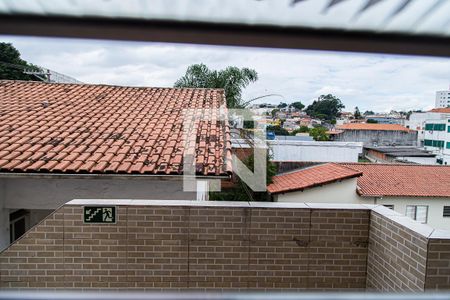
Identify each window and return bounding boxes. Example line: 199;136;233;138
432;140;445;148
406;205;428;224
447;142;450;149
9;209;29;243
383;204;394;210
425;123;446;131
443;206;450;217
424;139;432;146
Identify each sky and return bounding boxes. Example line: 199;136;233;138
2;35;450;113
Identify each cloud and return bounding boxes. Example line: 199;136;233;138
2;35;450;113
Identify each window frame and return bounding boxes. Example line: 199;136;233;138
406;205;428;224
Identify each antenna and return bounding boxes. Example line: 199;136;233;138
0;61;82;84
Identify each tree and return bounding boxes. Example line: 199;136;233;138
363;110;375;115
299;125;310;133
354;106;362;119
0;43;41;81
174;63;258;108
290;101;305;111
267;125;289;136
305;94;345;122
309;126;329;141
209;152;276;201
277;102;288;108
270;108;280;118
290;126;309;136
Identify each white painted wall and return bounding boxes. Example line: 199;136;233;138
399;156;437;165
0;177;196;210
269;141;363;163
375;197;450;231
275;178;363;203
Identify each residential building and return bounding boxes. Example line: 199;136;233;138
269;140;363;162
436;90;450;108
0;80;232;250
267;163;362;203
423;112;450;165
406;108;450;146
268;163;450;230
332;123;417;146
232;138;362;163
364;114;405;125
363;146;436;164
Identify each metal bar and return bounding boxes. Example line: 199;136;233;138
0;14;449;57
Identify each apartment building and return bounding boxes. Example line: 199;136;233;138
406;108;449;146
423;108;450;165
436;90;450;108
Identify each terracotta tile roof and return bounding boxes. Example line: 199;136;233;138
337;123;412;132
429;108;450;113
0;80;232;176
267;163;362;194
341;163;450;198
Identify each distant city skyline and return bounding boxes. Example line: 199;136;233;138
2;35;450;113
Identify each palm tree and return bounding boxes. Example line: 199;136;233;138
174;63;258;108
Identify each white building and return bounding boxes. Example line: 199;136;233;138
406;108;450;146
436;90;450;108
269;140;363;163
423;112;450;165
268;163;450;230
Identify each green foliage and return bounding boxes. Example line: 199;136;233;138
367;119;378;123
209;152;276;202
270;108;280;118
277;102;288;108
305;94;345;122
354;106;362;119
290;126;309;136
290;101;305;111
0;43;41;81
243;120;255;129
299;125;310;132
363;110;375;115
267;125;289;136
309;126;329;141
174;63;258;108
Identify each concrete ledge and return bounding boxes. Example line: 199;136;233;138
68;199;374;210
65;199;450;240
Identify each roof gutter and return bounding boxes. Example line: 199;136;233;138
0;172;230;181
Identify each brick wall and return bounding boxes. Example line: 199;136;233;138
425;237;450;290
0;202;370;290
366;209;429;291
1;201;450;291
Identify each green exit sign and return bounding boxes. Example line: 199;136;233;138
83;206;116;223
